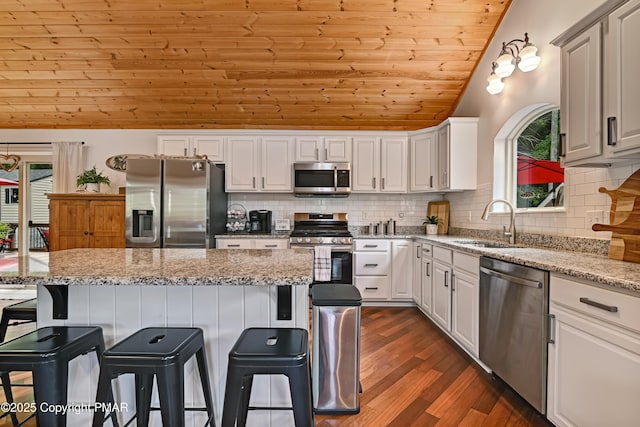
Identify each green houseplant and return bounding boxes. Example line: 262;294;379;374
423;215;439;235
76;165;111;192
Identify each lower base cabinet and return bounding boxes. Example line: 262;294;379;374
547;274;640;427
216;238;288;249
420;243;479;358
354;239;413;302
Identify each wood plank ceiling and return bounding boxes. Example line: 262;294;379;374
0;0;511;130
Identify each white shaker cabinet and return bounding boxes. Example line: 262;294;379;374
552;0;640;166
409;130;437;192
157;135;225;162
390;239;412;300
411;242;422;305
420;243;479;358
420;243;433;315
216;238;288;249
436;118;478;191
547;274;640;427
450;251;479;357
606;0;640;156
353;239;412;302
352;136;408;193
295;135;351;162
226;136;293;192
353;239;391;301
431;246;452;330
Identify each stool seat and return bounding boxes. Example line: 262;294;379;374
0;326;117;427
0;299;37;342
92;327;215;427
222;328;314;427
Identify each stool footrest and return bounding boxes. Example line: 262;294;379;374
248;406;294;411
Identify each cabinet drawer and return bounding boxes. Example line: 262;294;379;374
421;244;433;257
354;252;389;275
254;239;288;249
354;239;391;252
216;239;253;249
551;274;640;333
453;251;479;275
355;277;389;300
433;246;452;264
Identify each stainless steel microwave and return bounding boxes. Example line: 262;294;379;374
293;162;351;197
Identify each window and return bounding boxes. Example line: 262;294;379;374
491;103;565;212
4;188;18;204
514;109;564;208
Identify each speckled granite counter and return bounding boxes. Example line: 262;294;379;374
414;236;640;295
352;233;640;295
26;247;312;426
0;248;313;287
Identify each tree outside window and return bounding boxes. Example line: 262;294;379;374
515;109;564;208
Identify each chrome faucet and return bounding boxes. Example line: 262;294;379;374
481;199;516;244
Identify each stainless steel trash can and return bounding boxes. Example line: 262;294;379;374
310;284;362;414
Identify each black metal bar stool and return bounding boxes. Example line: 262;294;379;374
0;326;118;427
221;327;314;427
92;327;215;427
0;298;37;342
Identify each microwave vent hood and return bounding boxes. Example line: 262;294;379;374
293;162;351;197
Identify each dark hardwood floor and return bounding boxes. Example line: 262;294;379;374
316;307;551;427
0;301;551;426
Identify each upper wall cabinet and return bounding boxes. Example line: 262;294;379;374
352;136;408;193
294;136;352;162
409;130;438;192
436;118;478;191
226;136;294;192
157;135;225;162
552;0;640;166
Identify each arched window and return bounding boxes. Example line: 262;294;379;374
493;103;564;211
515;109;564;208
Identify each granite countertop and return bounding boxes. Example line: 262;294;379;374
414;236;640;295
352;233;640;295
0;248;313;287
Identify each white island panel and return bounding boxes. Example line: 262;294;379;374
37;283;309;427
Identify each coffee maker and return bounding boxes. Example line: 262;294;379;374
248;210;272;233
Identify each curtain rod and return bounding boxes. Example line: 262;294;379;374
0;141;85;145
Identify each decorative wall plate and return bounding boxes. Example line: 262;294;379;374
0;154;20;172
105;154;152;171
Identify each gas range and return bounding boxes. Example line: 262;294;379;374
289;213;353;247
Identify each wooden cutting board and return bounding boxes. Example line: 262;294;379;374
592;168;640;263
427;201;450;235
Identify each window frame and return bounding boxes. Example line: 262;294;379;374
493;103;566;214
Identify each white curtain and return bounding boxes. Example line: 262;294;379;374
52;141;83;193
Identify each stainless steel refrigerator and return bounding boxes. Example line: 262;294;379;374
125;158;227;248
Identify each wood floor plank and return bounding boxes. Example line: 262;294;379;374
0;302;551;427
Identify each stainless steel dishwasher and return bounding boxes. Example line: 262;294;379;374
479;256;549;414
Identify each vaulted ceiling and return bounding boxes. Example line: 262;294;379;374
0;0;511;130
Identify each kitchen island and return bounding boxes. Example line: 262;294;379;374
0;248;313;427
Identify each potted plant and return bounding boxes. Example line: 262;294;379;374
423;215;439;235
76;165;111;192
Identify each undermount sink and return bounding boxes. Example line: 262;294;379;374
452;239;523;249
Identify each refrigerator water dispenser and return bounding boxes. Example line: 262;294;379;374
132;209;154;238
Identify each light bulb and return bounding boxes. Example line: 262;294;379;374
486;72;504;95
494;53;515;78
517;44;541;72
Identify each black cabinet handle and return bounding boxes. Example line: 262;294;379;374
559;133;566;157
365;287;379;291
364;263;379;267
607;117;617;146
579;297;618;313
